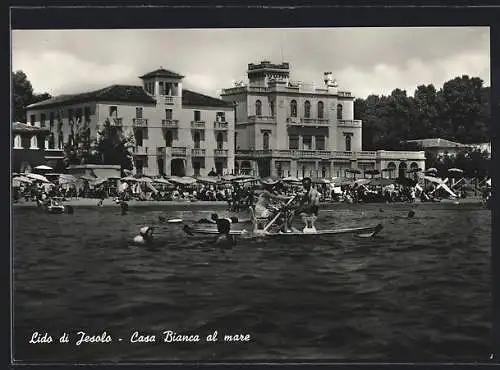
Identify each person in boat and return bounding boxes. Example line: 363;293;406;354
285;177;320;231
254;179;293;217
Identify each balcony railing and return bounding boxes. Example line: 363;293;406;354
338;119;362;126
191;121;206;129
133;118;148;127
214;149;229;157
191;148;206;157
234;149;425;161
109;117;122;126
132;146;148;155
338;91;352;97
172;146;186;157
163;96;175;105
214;121;229;130
248;115;276;124
162;119;179;128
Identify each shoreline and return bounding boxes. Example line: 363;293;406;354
12;197;485;208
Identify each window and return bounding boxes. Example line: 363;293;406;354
216;133;224;150
255;100;262;116
159;81;165;95
304;101;311;118
317;101;324;119
68;108;74;122
49;112;55;129
135;128;144;146
165;130;173;147
158;158;165;175
193;161;201;176
263;132;270;150
109;106;117;117
48;133;55;149
290;100;297;117
337;104;343;120
322;167;327;178
30;114;35;126
136;107;143;118
40;113;46;127
194;132;201;149
316;136;325;150
345;135;351;151
215;162;224;176
13;134;22;149
270;100;275;116
303;135;312;150
84;107;91;121
216;112;226;122
234;132;238;151
194;110;201;122
30;135;38;149
289;135;299;150
165;109;173;120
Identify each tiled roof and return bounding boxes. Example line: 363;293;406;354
182;89;234;108
139;68;184;79
26;85;156;109
12;122;50;133
403;138;469;148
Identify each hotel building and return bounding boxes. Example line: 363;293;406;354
25;68;235;177
221;61;426;179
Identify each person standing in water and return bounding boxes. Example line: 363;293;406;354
286;177;320;231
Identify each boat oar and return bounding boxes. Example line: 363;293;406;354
263;194;298;233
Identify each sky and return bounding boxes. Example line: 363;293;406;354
11;27;490;99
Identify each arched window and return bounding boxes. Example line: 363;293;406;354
269;100;275;117
387;162;396;179
317;101;324;119
399;162;408;179
48;133;55;149
302;165;305;178
337;104;343;120
263;132;270;150
345;135;351;152
304;101;311;118
234;132;238;151
165;130;173;147
255;100;262;116
290;100;297;117
30;135;38;149
216;132;224;150
193;132;201;149
14;134;22;149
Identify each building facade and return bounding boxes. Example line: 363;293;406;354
12;122;64;173
221;61;425;179
25;68;235;177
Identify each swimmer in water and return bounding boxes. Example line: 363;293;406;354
133;226;154;245
210;214;236;246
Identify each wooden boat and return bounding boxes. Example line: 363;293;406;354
183;223;383;239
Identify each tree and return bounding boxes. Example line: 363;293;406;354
12;70;52;122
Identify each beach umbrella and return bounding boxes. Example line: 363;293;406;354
12;172;19;176
369;178;395;187
58;174;80;184
121;176;137;182
425;168;438;174
197;176;220;184
25;173;50;183
136;177;153;183
282;176;301;183
354;178;371;186
153;178;172;185
312;177;330;184
15;175;33;184
34;165;53;171
364;169;380;179
448;168;464;174
79;174;97;181
93;178;108;186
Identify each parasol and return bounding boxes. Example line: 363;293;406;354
34;165;53;171
121;176;137;182
282;176;301;183
25;173;50;183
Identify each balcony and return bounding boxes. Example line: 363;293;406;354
162;119;179;128
109;117;123;126
338;91;352;97
191;148;206;157
214;149;229;157
132;146;148;155
133;118;148;127
172;146;187;157
191;121;206;129
214;121;229;130
163;95;175;105
247;115;276;124
338;119;362;127
300;118;330;125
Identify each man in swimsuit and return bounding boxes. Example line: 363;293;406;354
286;177;320;231
253;179;294;232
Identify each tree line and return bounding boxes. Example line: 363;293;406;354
355;75;491;150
